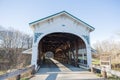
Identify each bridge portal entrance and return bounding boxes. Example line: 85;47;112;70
37;33;87;68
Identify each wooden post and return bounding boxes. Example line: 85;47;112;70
101;67;107;78
31;66;36;74
16;74;21;80
74;41;76;66
74;39;78;67
91;67;94;73
102;71;107;78
76;39;79;67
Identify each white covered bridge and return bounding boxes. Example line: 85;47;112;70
27;11;95;70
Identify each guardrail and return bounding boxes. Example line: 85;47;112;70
91;65;120;78
0;65;35;80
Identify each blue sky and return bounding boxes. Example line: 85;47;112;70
0;0;120;45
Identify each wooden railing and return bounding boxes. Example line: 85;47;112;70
0;65;35;80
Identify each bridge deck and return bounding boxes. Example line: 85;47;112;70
30;58;103;80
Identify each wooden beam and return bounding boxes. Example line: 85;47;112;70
76;39;79;66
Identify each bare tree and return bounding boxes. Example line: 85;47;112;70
0;27;33;69
93;40;120;54
93;39;120;65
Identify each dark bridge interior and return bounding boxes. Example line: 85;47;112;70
37;33;87;67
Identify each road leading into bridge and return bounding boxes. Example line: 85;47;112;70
30;58;103;80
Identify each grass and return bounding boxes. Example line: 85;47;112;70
107;75;120;80
111;63;120;71
92;59;100;65
112;68;120;72
20;78;29;80
0;71;4;75
0;71;6;75
95;73;120;80
96;73;102;77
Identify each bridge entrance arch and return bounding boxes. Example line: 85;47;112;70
37;32;87;68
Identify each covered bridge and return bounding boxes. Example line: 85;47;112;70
28;11;95;69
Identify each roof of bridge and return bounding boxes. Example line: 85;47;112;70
29;11;95;31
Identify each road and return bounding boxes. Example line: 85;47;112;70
30;58;103;80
